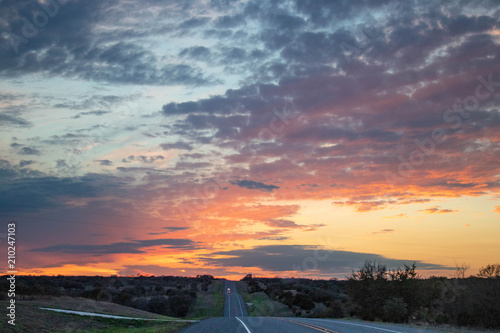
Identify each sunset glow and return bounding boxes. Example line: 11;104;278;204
1;0;499;280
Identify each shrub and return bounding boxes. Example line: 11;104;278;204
382;297;408;323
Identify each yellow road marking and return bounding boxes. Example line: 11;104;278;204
276;318;339;333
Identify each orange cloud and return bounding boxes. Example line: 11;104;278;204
418;206;459;214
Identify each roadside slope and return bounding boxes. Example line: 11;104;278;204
236;281;293;317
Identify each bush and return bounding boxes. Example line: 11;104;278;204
382;297;407;323
147;296;170;316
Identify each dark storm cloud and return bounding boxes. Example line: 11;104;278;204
230;180;279;192
200;245;453;273
31;238;200;254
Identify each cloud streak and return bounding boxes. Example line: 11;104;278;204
31;238;200;254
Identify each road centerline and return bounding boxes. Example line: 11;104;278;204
276;317;339;333
315;319;405;333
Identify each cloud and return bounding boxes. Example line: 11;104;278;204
262;219;326;231
199;245;453;274
97;160;113;166
160;142;193;151
72;110;111;119
257;236;290;241
19;160;34;167
175;161;212;170
0;2;216;86
0;113;32;127
1;0;499;278
122;155;165;164
31;238;199;254
0;171;124;214
162;226;190;231
264;219;303;228
56;159;68;168
419;206;459;214
148;226;190;235
231;180;279;192
55;95;136;111
19;146;41;155
117;264;242;278
370;229;395;235
494;206;500;213
179;46;211;59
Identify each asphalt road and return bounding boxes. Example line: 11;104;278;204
223;280;248;318
182;280;447;333
182;316;452;333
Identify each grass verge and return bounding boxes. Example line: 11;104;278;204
236;281;293;317
186;280;224;319
0;300;191;333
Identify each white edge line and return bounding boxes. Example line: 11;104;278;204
314;319;404;333
237;293;244;316
236;316;252;333
39;307;199;322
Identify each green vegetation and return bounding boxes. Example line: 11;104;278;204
346;261;500;328
75;324;188;333
0;274;217;319
239;263;500;330
236;281;293;317
0;301;190;333
186;279;224;319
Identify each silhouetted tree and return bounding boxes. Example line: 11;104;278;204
478;264;500;278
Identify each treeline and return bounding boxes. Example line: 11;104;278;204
241;274;348;317
346;262;500;328
241;262;500;329
0;274;216;318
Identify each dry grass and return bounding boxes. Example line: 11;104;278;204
0;299;190;333
20;296;174;319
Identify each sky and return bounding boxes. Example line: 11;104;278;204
0;0;499;280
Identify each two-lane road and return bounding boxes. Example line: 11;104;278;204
182;280;448;332
224;280;248;318
183;280;252;333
